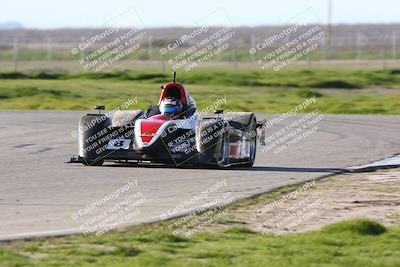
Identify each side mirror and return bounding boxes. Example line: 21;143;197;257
94;105;105;114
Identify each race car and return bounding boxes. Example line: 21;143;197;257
70;72;260;168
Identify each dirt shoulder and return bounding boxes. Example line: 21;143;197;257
212;167;400;235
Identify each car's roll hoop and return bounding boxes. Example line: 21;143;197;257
172;71;176;82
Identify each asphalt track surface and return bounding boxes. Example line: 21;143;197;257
0;111;399;240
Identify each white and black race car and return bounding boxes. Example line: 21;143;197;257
70;72;261;168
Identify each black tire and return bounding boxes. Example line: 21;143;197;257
242;117;257;167
227;112;257;167
196;118;229;167
78;111;142;166
215;130;229;168
78;114;112;166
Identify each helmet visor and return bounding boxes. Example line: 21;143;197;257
161;106;179;115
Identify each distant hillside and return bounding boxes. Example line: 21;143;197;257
0;21;24;29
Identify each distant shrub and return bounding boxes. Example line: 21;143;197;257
389;69;400;75
311;80;361;89
0;72;28;79
30;72;65;79
114;246;141;257
323;220;386;236
294;88;323;98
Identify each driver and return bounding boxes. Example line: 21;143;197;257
159;97;183;118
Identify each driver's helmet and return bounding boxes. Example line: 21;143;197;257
159;97;183;117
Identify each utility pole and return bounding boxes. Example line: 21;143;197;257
148;35;153;60
80;36;85;59
307;53;311;70
392;31;397;60
382;46;387;70
232;49;238;71
250;35;256;62
161;54;166;73
356;32;362;60
12;39;19;72
320;36;326;60
47;37;52;62
327;0;332;46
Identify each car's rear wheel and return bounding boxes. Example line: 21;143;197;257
196;118;229;168
242;118;257;167
216;131;229;168
226;113;257;167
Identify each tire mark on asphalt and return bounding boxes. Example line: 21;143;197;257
30;147;53;154
14;143;35;148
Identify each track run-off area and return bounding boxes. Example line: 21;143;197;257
0;111;399;240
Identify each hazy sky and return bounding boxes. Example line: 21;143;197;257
1;0;399;28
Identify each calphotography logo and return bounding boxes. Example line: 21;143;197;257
160;179;236;237
159;8;240;73
70;180;146;237
248;7;328;82
70;7;146;74
250;180;323;236
257;94;324;154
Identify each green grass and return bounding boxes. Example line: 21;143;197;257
0;220;399;267
0;69;400;114
0;79;400;114
2;69;400;88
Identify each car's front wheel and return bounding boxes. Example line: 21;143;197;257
242;118;257;167
78;114;110;166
